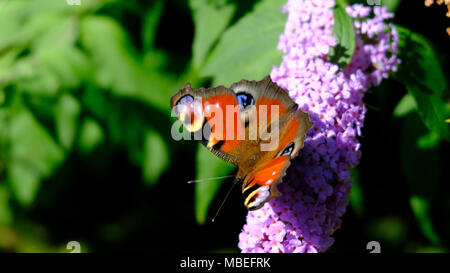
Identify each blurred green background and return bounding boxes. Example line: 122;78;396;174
0;0;449;253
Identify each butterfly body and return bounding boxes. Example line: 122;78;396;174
171;76;313;210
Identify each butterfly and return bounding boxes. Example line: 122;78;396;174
170;76;313;210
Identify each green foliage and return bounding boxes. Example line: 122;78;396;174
401;113;441;245
393;93;416;117
0;185;12;226
54;93;81;150
0;0;174;211
143;130;169;186
328;3;355;68
348;168;364;216
384;0;402;12
393;24;448;247
410;196;440;245
190;0;236;68
80;15;175;111
77;117;104;154
7;96;65;205
393;24;448;248
396;26;449;141
142;0;164;52
201;0;287;86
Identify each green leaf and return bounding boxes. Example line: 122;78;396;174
13;46;90;95
0;89;4;105
335;0;349;7
81;86;108;120
401;114;440;244
143;130;169;186
8;102;64;205
80;15;175;111
328;3;355;69
417;131;440;150
195;144;235;225
0;185;12;226
201;0;287;86
348;168;364;216
13;57;59;96
384;0;402;12
406;84;449;141
30;15;78;51
393;93;416;117
190;0;235;68
142;0;164;52
0;1;72;50
143;50;169;70
0;48;22;79
396;26;449;141
77;117;104;154
54;93;81;150
410;196;440;245
39;46;90;89
80;16;142;92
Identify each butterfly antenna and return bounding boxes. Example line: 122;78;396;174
211;179;239;223
187;175;234;184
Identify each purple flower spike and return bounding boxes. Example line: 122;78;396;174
238;0;400;253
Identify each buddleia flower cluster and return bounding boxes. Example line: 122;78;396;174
238;1;400;253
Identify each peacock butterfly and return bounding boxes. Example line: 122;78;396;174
170;76;313;210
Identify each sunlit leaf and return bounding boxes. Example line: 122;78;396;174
143;130;169;186
54;92;81;150
80;15;174;111
190;0;235;68
396;26;449;141
393;93;416;117
410;196;440;245
30;15;78;51
0;0;72;50
8;100;64;205
328;3;355;69
335;0;348;7
14;46;90;95
406;85;449;141
201;0;287;86
77;117;104;154
417;131;440;150
0;49;23;80
384;0;402;12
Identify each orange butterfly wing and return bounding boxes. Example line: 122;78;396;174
240;109;312;210
170;76;313;210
